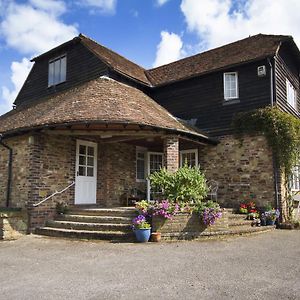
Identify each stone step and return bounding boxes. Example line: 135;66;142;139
68;207;137;217
227;213;248;220
46;220;132;232
228;219;253;227
161;225;276;240
56;214;133;224
35;227;135;241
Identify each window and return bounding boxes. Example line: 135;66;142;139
286;79;297;110
48;54;67;86
180;149;198;167
136;148;146;181
290;165;300;191
224;72;239;100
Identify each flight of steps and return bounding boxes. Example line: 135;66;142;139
36;207;137;242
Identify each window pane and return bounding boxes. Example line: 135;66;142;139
224;73;238;99
87;157;94;166
48;62;54;86
87;167;94;177
79;155;86;166
79;166;85;176
87;146;94;156
79;145;86;155
53;59;61;85
60;56;66;82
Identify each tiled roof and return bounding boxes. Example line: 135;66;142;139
79;34;151;85
0;77;210;141
146;34;294;86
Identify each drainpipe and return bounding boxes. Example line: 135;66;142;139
268;57;280;210
0;134;13;208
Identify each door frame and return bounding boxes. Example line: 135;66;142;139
75;139;98;205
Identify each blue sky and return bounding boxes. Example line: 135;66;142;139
0;0;300;115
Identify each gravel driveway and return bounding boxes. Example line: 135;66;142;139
0;231;299;300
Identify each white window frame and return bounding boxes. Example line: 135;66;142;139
48;54;67;87
223;72;239;100
180;149;198;167
136;147;147;182
286;78;297;110
290;165;300;191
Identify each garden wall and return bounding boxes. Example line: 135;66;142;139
152;211;229;240
199;134;275;209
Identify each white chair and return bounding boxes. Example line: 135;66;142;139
207;180;219;201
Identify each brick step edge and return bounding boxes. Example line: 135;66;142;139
56;215;133;224
67;209;138;217
228;220;253;227
161;226;276;240
47;220;132;232
35;227;135;241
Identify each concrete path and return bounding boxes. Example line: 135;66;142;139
0;230;299;300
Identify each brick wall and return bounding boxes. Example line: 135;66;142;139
0;135;31;208
199;134;275;209
163;135;179;172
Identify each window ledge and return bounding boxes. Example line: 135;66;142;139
222;99;240;106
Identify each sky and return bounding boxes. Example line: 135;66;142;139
0;0;300;115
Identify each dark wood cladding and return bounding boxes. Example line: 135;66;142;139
274;44;300;117
150;59;271;136
15;42;108;106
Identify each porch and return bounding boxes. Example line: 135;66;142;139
28;124;216;230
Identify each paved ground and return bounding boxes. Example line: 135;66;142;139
0;231;299;300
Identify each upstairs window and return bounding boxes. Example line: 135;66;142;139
48;54;66;86
290;165;300;191
224;72;239;100
180;149;198;167
136;147;146;181
286;79;297;110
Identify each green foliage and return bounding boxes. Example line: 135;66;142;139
233;106;300;174
148;165;208;203
194;200;221;214
56;202;69;215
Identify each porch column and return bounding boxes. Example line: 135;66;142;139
163;135;179;173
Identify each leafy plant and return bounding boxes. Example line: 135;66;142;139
148;165;208;203
55;202;69;215
194;200;222;226
132;215;151;230
151;200;179;220
264;209;280;221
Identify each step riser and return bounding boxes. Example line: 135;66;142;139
36;228;135;241
47;221;132;232
68;210;137;217
56;215;133;224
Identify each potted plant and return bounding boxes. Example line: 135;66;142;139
132;215;151;242
195;200;222;226
265;209;280;225
239;203;248;214
260;212;267;226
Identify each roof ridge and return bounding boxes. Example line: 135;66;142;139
147;33;291;72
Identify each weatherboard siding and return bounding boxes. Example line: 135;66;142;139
274;46;300;116
151;59;272;136
14;42;108;106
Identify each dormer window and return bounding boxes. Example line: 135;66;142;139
286;78;297;110
48;54;66;87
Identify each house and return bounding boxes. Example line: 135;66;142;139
0;33;299;233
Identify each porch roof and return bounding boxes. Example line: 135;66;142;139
0;77;216;144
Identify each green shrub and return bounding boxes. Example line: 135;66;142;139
148;165;208;203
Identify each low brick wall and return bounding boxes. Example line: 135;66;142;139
152;210;228;240
0;209;28;240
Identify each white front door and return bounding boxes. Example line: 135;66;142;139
75;140;97;204
147;152;164;201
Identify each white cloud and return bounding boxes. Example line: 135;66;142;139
1;58;32;114
180;0;300;51
153;31;183;67
77;0;117;14
0;0;78;115
156;0;170;6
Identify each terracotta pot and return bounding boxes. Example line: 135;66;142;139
151;232;161;242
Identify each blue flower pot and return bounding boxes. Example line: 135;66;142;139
134;229;151;242
266;219;275;226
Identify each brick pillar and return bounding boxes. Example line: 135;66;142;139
163;136;179;173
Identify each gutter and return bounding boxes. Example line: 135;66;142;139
0;134;13;208
268;56;280;210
